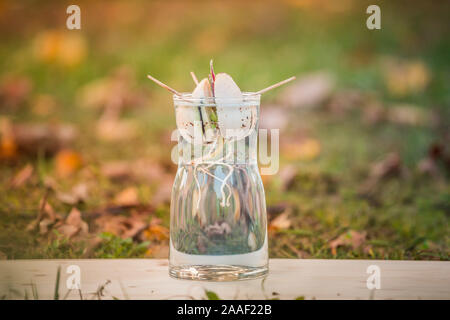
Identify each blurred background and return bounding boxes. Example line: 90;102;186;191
0;0;448;260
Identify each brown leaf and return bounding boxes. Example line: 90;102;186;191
142;224;169;242
382;58;430;97
10;163;33;188
269;208;292;232
259;105;289;130
329;230;367;255
31;94;57;116
359;152;404;196
27;191;62;232
282;138;321;161
114;187;139;206
145;244;169;258
96;118;138;142
1;121;77;157
101;159;168;183
151;180;172;207
56;183;89;205
55;149;83;177
0;75;32;110
279;72;334;109
95;212;147;240
33;30;87;67
387;104;433;127
56;207;89;238
278;165;298;191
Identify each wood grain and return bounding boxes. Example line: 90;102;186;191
0;259;449;300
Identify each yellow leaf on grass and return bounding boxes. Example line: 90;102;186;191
55;149;83;177
33;30;87;67
114;187;139;206
269;210;292;232
143;224;169;242
283;138;321;161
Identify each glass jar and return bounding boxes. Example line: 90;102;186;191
169;93;268;281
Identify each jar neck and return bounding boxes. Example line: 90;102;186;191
177;132;258;165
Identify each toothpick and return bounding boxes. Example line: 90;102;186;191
253;76;296;95
190;71;199;85
147;74;182;96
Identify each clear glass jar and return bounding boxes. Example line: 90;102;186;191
169;93;268;281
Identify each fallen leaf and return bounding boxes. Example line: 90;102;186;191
151;180;172;207
359;152;403;195
0;75;32;110
282;138;321;161
95;212;147;240
269;208;292;232
96;118;138;142
77;66;146;113
56;183;89;205
382;58;431;97
329;230;367;255
278;165;298;191
114;187;139;206
387;104;433;127
279;72;334;109
33;30;87;67
326;90;366;115
145;244;169;258
1;120;77;157
27;191;62;232
31;94;57;116
10;163;33;188
56;207;89;238
55;149;83;177
143;224;169;242
259;105;289;130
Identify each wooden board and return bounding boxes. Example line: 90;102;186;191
0;259;449;300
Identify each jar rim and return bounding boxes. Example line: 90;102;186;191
173;92;261;105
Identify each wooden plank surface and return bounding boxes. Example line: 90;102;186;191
0;259;449;300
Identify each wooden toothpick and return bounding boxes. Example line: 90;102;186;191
190;71;199;85
254;76;296;95
147;74;182;96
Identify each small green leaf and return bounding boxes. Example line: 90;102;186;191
205;290;220;300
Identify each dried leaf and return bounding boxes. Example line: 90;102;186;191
387;104;433;127
145;244;169;258
31;94;57;116
114;187;139;206
269;209;292;232
279;72;334;109
55;149;83;177
33;30;87;67
0;75;32;110
10;163;33;188
329;230;367;255
143;224;169;242
383;58;431;97
359;152;403;195
95;212;147;239
282;138;321;161
96;118;138;142
151;180;172;207
56;208;89;238
259;105;289;130
278;165;298;191
56;183;89;205
1;120;77;157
